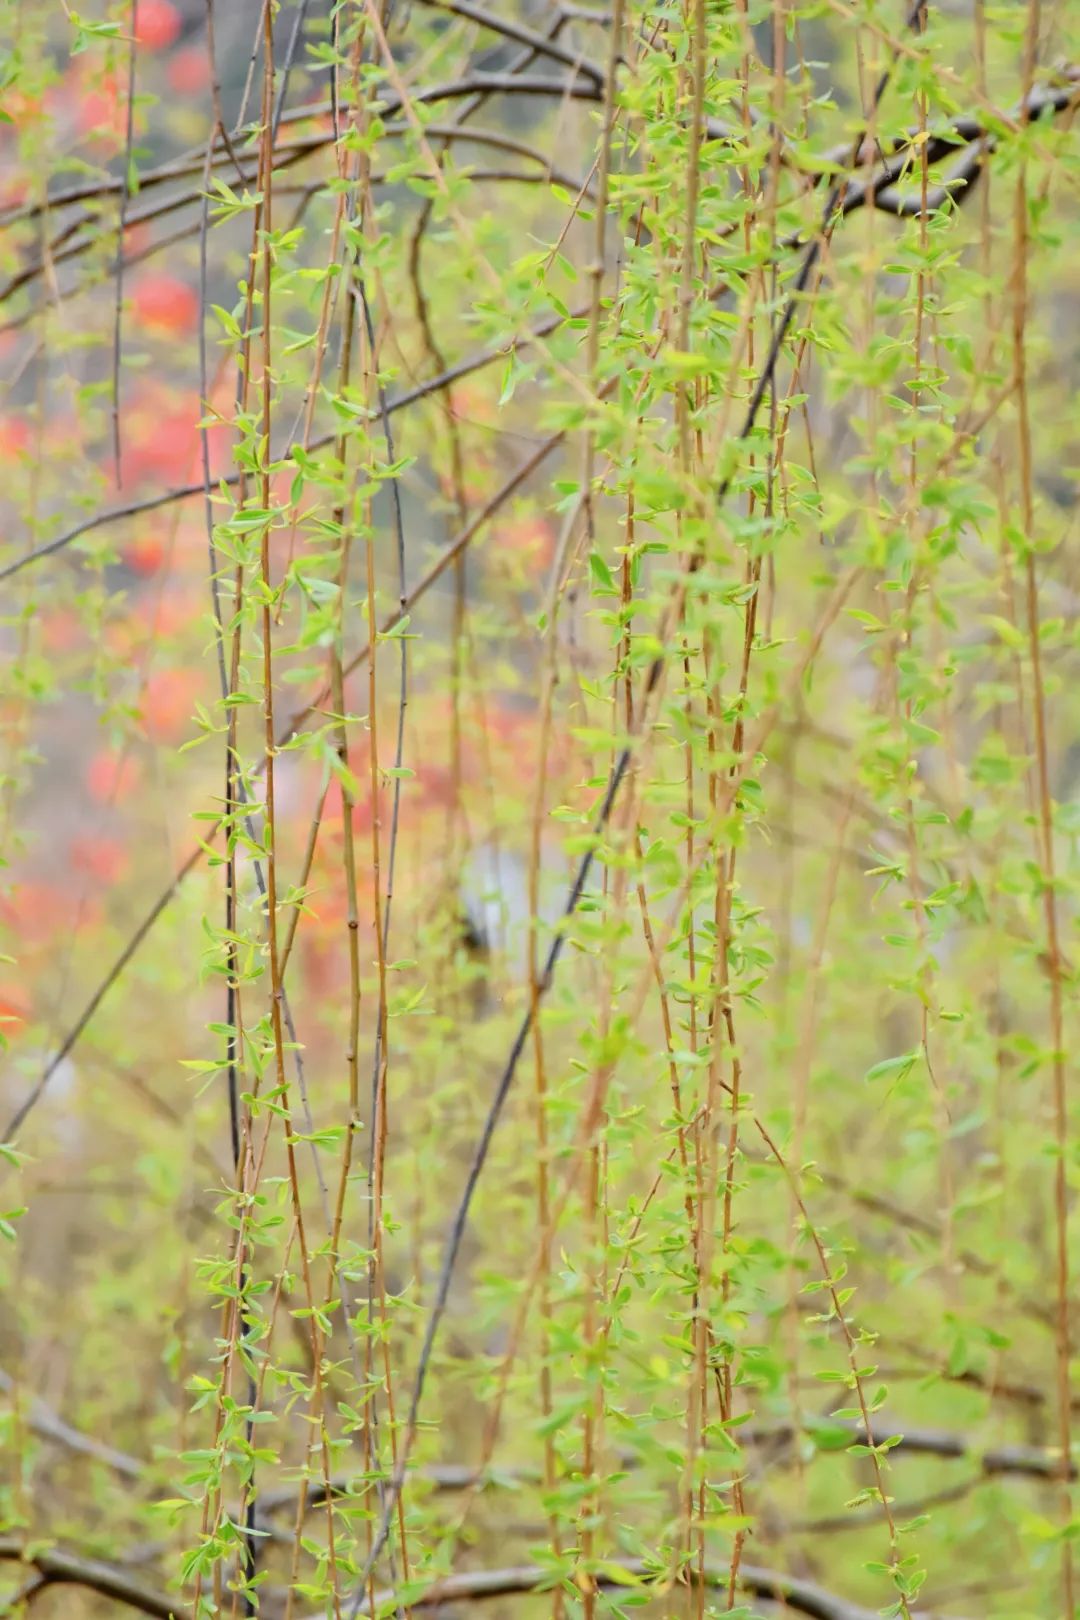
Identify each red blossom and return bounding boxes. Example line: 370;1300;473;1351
494;515;556;571
76;73;126;144
134;0;182;51
167;46;211;96
0;882;102;947
131;274;199;338
123;534;167;576
0;416;30;459
139;667;203;743
40;609;83;654
0;983;30;1039
70;835;131;885
85;748;142;804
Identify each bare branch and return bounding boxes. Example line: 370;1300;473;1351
0;1538;175;1619
413;0;608;84
326;1558;961;1620
0;1542;967;1620
0;1370;143;1482
0;303;581;587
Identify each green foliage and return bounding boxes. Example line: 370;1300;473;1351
0;1;1078;1619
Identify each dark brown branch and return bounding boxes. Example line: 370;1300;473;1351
330;1558;955;1620
0;1538;175;1619
744;1413;1079;1482
0;302;583;587
822;1415;1079;1481
827;74;1079;172
0;75;670;231
4;79;1074;352
776;76;1080;239
260;1410;1078;1528
256;1462;501;1515
0;125;586;319
1;74;742;244
0;1541;967;1620
0;1371;143;1482
414;0;607;84
2;69;1072;244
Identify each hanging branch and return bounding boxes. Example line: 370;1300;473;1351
351;0;932;1591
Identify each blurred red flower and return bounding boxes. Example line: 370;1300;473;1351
71;835;131;886
41;609;83;654
116;382;229;489
494;515;556;571
0;881;101;947
85;748;142;804
134;0;182;51
140;667;203;743
77;73;126;144
123;534;167;576
131;274;198;337
0;416;30;459
167;46;211;96
0;983;30;1040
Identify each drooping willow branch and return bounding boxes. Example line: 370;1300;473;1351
351;0;932;1591
2;48;1072;238
1;71;1075;583
1;410;573;1141
1;6;1073;1620
0;1;1057;1273
1;39;1072;1593
0;125;590;320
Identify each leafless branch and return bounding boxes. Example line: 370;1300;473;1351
0;1538;175;1619
323;1557;964;1620
0;1370;143;1482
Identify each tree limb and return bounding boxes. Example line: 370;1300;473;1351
324;1557;960;1620
0;1538;175;1619
0;1370;142;1482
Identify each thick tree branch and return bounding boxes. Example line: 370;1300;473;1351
1;68;1072;250
0;1371;142;1482
259;1412;1077;1527
0;1538;175;1619
0;1542;966;1620
828;1415;1079;1481
324;1558;960;1620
